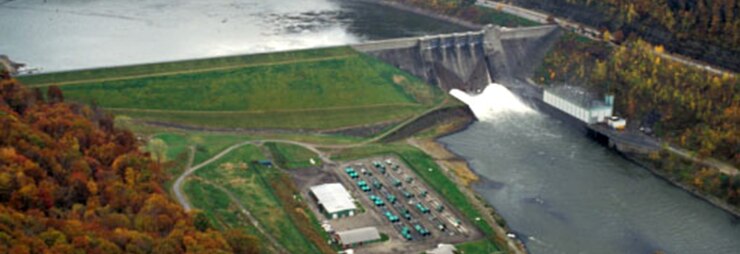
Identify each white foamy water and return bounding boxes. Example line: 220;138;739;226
449;83;534;121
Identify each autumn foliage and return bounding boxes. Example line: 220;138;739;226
535;35;740;207
0;73;257;253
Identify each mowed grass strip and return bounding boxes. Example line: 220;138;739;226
116;104;425;129
19;47;357;85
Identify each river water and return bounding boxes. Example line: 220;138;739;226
3;1;738;253
446;85;740;254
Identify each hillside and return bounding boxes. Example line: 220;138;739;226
0;72;258;253
508;0;740;72
535;33;740;208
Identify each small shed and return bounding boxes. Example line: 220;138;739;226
335;227;381;248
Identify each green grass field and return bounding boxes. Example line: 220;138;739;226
265;142;321;169
20;47;444;130
186;145;329;254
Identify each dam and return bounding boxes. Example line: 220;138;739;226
352;24;561;93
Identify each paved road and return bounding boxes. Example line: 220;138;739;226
477;0;736;77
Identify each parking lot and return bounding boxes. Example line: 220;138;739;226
309;156;481;253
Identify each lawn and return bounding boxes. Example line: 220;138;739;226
456;238;503;253
20;47;444;130
265;142;321;169
187;145;331;254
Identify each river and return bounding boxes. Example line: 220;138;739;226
3;1;739;253
446;85;740;254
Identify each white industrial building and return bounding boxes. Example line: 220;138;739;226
543;85;614;124
310;183;357;219
335;227;381;247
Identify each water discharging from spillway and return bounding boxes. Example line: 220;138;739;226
443;83;740;254
449;83;535;120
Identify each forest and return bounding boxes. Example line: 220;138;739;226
508;0;740;72
0;72;258;253
395;0;739;71
534;34;740;207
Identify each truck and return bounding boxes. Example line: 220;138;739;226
413;224;430;236
415;203;430;214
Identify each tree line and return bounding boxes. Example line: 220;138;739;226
534;34;740;207
508;0;740;71
0;72;259;253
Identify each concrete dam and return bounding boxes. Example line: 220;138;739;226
352;24;562;93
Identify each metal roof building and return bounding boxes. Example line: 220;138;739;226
310;183;357;219
427;243;457;254
543;85;613;124
336;227;381;247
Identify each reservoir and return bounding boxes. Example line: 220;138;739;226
3;0;738;253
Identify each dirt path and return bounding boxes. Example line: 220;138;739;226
665;145;739;176
28;54;355;87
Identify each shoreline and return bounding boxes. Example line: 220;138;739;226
408;109;529;254
622;152;740;218
358;0;482;30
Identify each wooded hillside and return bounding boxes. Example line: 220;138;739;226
509;0;740;71
0;72;257;253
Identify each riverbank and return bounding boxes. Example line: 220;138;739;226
403;109;529;254
625;152;740;219
359;0;482;30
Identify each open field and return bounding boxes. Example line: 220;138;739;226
266;142;321;169
20;47;444;130
186;145;330;254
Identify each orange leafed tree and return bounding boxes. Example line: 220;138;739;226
0;71;256;253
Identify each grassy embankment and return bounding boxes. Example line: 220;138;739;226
19;47;444;130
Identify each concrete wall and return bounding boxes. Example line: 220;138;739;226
352;24;562;93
